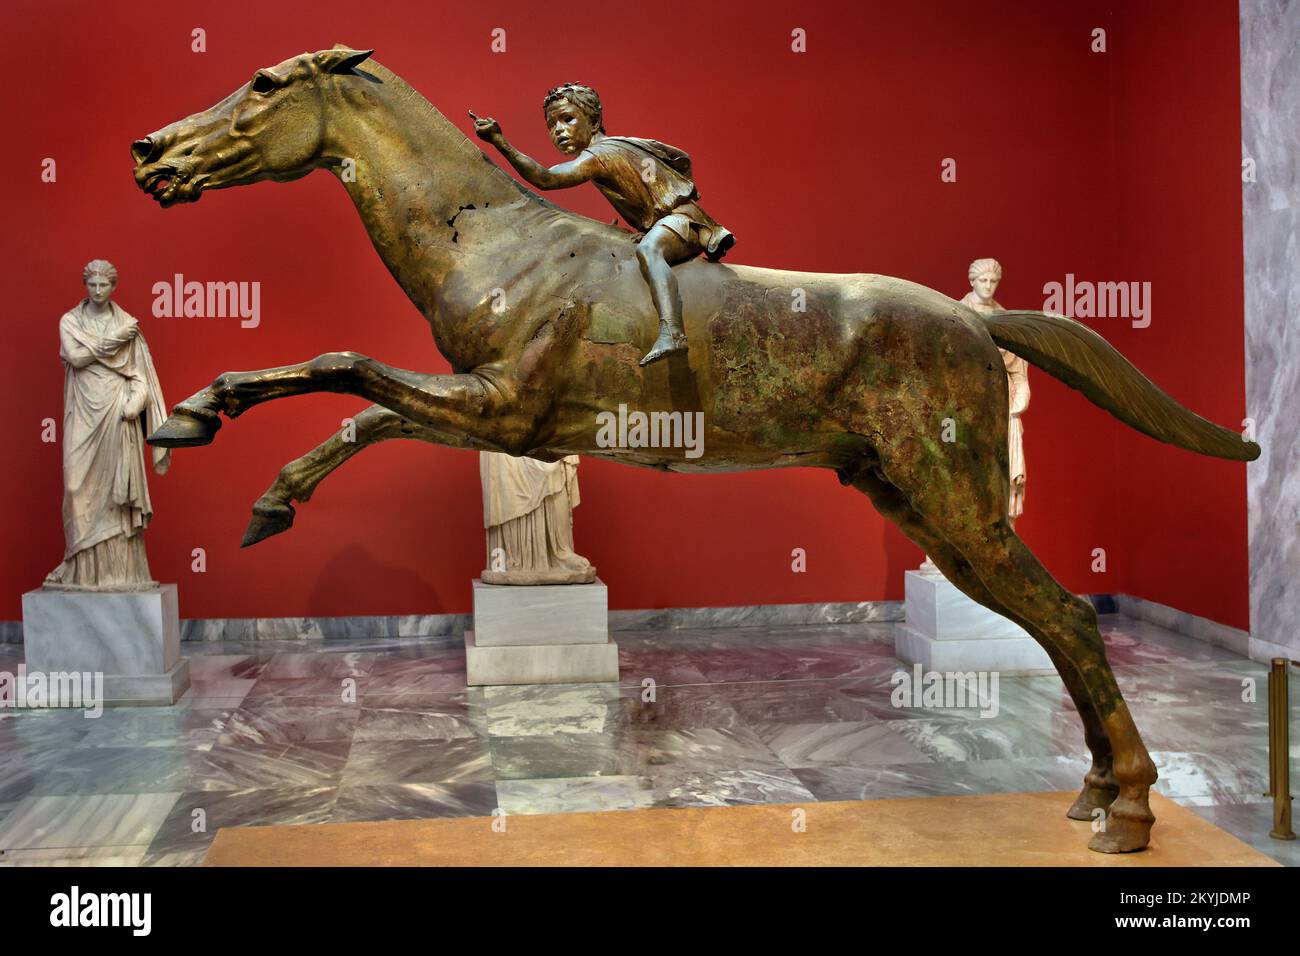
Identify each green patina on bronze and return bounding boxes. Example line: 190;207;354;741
130;47;1259;853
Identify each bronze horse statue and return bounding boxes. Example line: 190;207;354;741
131;46;1258;853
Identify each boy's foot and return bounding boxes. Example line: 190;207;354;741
704;229;736;262
640;329;689;366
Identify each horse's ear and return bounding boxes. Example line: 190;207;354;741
315;47;374;75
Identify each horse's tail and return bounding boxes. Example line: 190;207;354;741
983;309;1259;462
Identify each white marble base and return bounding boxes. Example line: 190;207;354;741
20;584;190;706
472;578;608;646
1117;594;1251;658
894;571;1056;675
463;631;619;686
170;598;904;643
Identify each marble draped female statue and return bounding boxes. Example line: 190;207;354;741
480;452;596;585
960;258;1030;525
44;260;171;590
918;257;1031;576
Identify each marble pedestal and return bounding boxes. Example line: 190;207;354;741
465;578;619;685
20;584;190;706
894;571;1055;676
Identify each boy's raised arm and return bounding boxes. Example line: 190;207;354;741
469;110;596;190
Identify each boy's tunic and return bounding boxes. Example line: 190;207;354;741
580;136;734;259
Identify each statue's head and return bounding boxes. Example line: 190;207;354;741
968;257;1002;304
132;47;374;207
543;83;603;155
83;259;118;307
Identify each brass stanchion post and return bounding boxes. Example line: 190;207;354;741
1268;658;1294;841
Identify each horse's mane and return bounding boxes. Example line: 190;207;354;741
344;49;733;258
355;49;553;210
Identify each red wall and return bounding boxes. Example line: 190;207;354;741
0;0;1251;627
1109;1;1252;630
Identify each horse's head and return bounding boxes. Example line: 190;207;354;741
132;47;373;207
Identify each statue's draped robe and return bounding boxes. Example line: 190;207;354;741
44;300;170;589
960;292;1030;518
480;453;589;575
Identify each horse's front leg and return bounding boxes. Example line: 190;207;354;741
243;404;401;547
148;351;524;450
243;404;455;547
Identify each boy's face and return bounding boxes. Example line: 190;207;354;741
546;98;597;155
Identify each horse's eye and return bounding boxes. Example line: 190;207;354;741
251;73;276;95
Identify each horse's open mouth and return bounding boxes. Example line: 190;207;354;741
138;166;199;206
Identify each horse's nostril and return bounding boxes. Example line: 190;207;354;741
131;138;156;165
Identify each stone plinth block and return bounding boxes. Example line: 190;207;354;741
464;631;619;686
903;571;1033;641
472;578;608;646
20;584;190;706
894;571;1055;676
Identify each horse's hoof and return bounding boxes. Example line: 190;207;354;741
148;407;221;448
1066;783;1119;820
1087;800;1154;853
241;499;296;547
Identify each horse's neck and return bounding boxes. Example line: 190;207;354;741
326;68;525;321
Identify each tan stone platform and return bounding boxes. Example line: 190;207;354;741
203;791;1279;867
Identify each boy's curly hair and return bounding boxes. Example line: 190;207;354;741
543;83;605;133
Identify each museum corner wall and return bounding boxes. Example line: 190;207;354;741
1240;0;1300;659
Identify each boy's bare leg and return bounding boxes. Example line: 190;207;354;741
636;223;697;366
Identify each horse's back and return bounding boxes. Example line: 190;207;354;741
549;250;1000;461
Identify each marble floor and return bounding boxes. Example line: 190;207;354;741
0;614;1295;866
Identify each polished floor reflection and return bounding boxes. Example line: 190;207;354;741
0;614;1295;866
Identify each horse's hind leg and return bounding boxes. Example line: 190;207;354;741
966;525;1153;851
880;453;1156;852
850;467;1119;820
